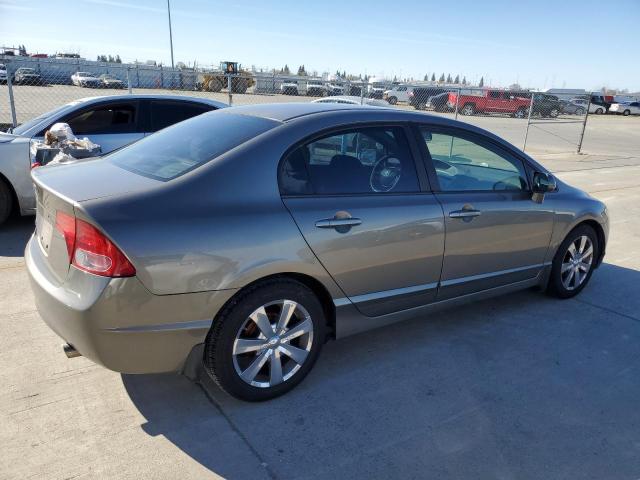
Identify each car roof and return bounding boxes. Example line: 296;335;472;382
219;102;387;122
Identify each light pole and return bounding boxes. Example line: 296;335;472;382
167;0;175;69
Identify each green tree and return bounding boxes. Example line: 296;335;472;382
479;76;484;87
462;76;467;85
115;55;122;63
283;64;290;75
454;74;460;84
446;74;452;83
297;65;306;76
431;73;436;82
439;73;445;82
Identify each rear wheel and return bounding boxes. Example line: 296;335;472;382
387;96;397;105
547;225;598;299
595;107;604;114
575;107;585;116
204;278;326;401
461;103;475;116
514;107;528;118
549;108;559;118
0;179;13;226
623;109;631;116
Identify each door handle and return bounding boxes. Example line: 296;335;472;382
315;218;362;229
449;209;481;219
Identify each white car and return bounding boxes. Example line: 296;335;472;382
0;63;7;84
306;80;327;97
383;85;413;105
327;83;345;96
311;96;389;107
71;71;102;88
570;99;606;115
280;81;299;95
609;102;640;116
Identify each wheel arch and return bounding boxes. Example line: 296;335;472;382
0;171;18;218
213;272;337;340
578;219;606;267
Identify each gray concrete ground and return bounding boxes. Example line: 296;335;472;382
1;148;640;477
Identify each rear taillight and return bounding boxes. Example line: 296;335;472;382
54;211;135;277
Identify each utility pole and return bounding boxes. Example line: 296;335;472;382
167;0;175;69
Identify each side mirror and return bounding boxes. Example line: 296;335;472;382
532;171;557;193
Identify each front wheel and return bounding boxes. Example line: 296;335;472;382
204;278;326;401
461;103;475;116
623;109;631;116
547;225;599;299
0;179;13;225
387;96;397;105
514;107;528;118
595;107;604;114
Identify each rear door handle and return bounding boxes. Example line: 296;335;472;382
315;218;362;229
449;209;481;219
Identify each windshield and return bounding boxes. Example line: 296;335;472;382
11;104;72;135
77;72;92;76
109;112;277;181
20;69;35;74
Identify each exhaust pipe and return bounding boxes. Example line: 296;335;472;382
63;343;81;358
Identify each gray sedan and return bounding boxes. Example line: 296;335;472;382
0;94;226;225
26;103;608;401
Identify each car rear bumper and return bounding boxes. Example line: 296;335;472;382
26;234;237;373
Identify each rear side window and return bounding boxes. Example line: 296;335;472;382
149;100;215;132
65;103;137;135
280;126;419;195
109;112;276;181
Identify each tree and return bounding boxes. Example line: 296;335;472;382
462;76;467;85
297;65;307;76
115;55;122;63
423;73;429;81
479;76;484;87
454;74;460;84
283;64;290;75
431;73;436;82
439;73;445;82
446;74;452;83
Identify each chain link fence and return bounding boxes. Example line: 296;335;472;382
0;55;597;154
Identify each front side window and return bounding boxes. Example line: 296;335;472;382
420;128;528;192
65;103;137;135
280;126;419;195
489;91;501;99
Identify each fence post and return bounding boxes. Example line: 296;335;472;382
126;66;132;94
522;93;535;152
576;96;591;154
454;87;460;120
6;64;18;128
360;81;364;105
227;74;233;105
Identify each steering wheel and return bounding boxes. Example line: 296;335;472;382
493;175;524;191
370;155;402;193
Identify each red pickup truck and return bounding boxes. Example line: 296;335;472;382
447;89;531;117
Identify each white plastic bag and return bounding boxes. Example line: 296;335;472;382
49;123;76;142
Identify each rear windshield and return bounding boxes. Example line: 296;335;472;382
108;112;277;181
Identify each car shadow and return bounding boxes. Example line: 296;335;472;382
122;262;640;479
0;215;34;257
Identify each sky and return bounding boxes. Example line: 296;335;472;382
2;0;639;91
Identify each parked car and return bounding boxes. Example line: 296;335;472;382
529;93;562;118
99;74;125;89
13;68;44;85
570;99;605;115
609;102;640;116
312;96;389;107
409;87;448;110
280;81;299;95
26;103;608;401
0;95;227;225
426;91;453;112
448;89;531;117
589;94;614;112
71;72;102;88
326;83;345;96
0;63;7;84
306;80;327;97
559;100;584;115
383;85;413;105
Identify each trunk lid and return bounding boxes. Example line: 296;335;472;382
31;159;159;282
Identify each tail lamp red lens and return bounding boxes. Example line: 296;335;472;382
54;211;135;277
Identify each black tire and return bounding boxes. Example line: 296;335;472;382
549;108;559;118
595;107;604;114
623;109;631;116
575;108;585;116
204;278;326;401
547;224;599;299
387;96;397;105
0;178;13;226
461;103;475;116
514;107;528;118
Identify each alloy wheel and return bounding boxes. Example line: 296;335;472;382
561;235;594;291
232;300;314;388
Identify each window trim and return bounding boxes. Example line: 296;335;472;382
39;99;141;136
278;122;431;197
411;123;534;194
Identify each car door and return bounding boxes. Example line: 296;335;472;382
59;100;143;153
416;125;555;300
486;90;504;112
280;125;445;316
146;99;218;136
